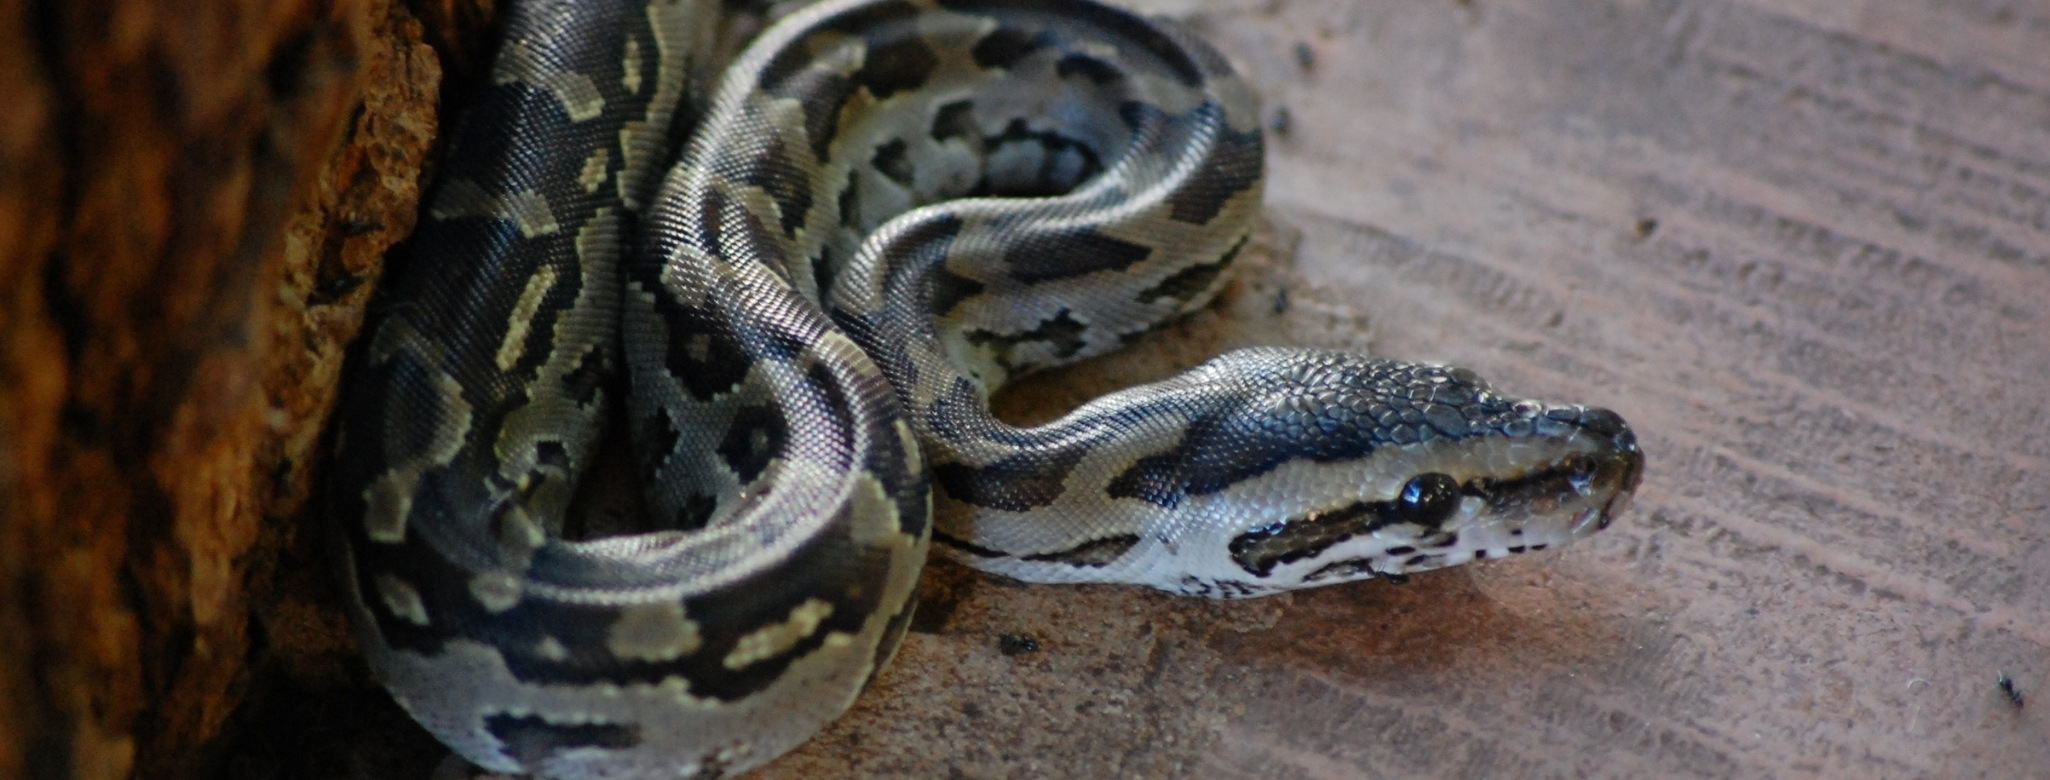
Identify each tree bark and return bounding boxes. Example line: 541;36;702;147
0;0;446;777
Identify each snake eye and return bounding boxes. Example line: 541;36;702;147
1394;473;1461;529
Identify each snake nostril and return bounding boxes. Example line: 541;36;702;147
1612;426;1639;452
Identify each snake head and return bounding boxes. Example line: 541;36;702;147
1153;348;1644;594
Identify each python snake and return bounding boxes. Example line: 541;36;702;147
325;0;1645;776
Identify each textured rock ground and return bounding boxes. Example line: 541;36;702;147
4;0;2045;778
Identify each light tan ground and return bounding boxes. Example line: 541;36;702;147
738;0;2050;776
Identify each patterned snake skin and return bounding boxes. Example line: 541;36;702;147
325;0;1646;776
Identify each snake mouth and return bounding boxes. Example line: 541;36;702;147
1494;450;1638;519
1466;412;1641;535
1436;409;1642;569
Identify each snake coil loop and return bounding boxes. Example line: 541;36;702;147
328;1;1643;776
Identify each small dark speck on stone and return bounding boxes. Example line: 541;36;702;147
1293;41;1315;71
1634;217;1659;240
998;633;1041;656
1273;287;1290;314
1268;105;1291;136
1998;671;2025;709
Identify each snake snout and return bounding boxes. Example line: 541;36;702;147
1549;404;1644;533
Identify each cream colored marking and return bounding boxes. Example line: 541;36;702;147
578;147;612;193
375;573;430;626
430;180;561;238
846;471;907;545
610;0;714;211
540;69;606;121
536;635;569;662
494;33;605;121
362;371;471;544
608;601;703;662
573;204;618;275
895;419;924;473
362;475;413;544
494;265;558;372
686;333;712;364
724;599;836;670
497;504;546;553
622;37;643;94
469;571;522;613
506;189;563;237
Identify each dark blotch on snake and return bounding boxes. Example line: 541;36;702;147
931;529;1006;559
1105;451;1185;509
928;268;985;318
534;440;570;470
560;344;609;406
638;406;680;479
851;31;939;99
773;59;859;165
1021;534;1139;567
1161;104;1263;225
871;138;916;187
1303;558;1382;583
814;243;843;304
1056;53;1122;84
977;119;1106;197
484;715;641;763
1002;226;1152;283
1227;473;1461;577
717;403;786;484
1136;234;1242;305
731;127;815;236
931;447;1087;512
966;23;1052;70
966;309;1089;372
653;305;748;401
930;99;980;144
676;493;717;531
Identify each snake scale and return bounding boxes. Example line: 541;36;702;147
325;0;1645;776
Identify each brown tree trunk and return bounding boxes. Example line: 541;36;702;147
0;0;448;777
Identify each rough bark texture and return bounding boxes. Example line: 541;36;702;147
5;0;2047;778
0;0;444;777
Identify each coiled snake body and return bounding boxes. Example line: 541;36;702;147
326;0;1644;776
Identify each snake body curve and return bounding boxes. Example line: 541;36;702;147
326;0;1645;777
